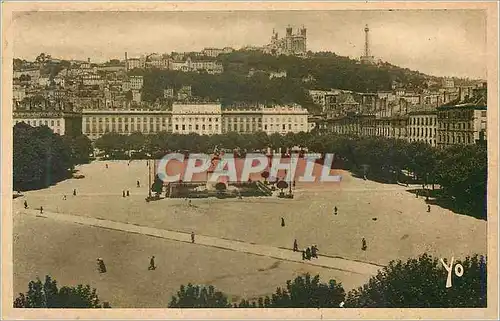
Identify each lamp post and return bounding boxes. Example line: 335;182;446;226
148;159;152;198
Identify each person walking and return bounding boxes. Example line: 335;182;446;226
24;200;28;209
63;195;67;200
106;164;108;169
427;205;431;212
305;247;312;260
191;232;195;243
73;189;77;196
362;238;367;251
334;206;338;215
293;239;298;252
39;206;43;214
311;245;318;258
281;217;285;227
137;180;140;188
97;258;107;273
122;190;126;198
148;256;156;270
301;250;306;260
126;190;130;197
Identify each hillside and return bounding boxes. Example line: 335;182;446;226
132;50;445;111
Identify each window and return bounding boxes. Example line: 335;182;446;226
196;125;199;130
182;125;185;131
175;125;179;130
202;124;205;130
51;120;55;126
282;124;286;130
57;120;60;126
481;111;487;117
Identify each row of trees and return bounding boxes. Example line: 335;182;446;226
14;254;486;308
13;123;93;191
169;254;487;308
170;254;487;308
94;130;487;219
14;276;107;308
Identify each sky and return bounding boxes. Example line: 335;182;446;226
12;10;487;78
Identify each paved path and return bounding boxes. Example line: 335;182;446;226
18;209;384;276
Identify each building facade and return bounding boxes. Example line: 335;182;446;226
407;111;438;146
261;105;309;135
81;103;310;140
436;104;487;148
14;110;82;136
82;109;172;140
171;103;222;135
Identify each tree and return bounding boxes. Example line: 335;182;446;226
62;135;93;164
13;123;73;191
13;275;106;308
151;174;164;195
345;253;487;308
247;274;345;308
276;180;289;193
168;284;231;308
35;53;51;64
215;182;227;191
125;90;133;101
261;170;270;183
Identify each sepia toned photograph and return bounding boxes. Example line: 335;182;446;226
1;1;498;320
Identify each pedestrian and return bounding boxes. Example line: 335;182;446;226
63;195;67;200
281;217;285;227
148;256;156;270
311;245;318;258
24;200;28;209
73;189;77;196
39;206;43;214
334;206;338;215
293;239;298;252
362;238;367;251
188;200;192;206
97;258;107;273
122;190;126;197
305;247;312;260
427;205;431;212
191;232;195;243
106;164;108;169
416;190;419;198
301;250;306;260
137;180;140;188
126;190;130;197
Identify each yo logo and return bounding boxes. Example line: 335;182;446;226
440;257;464;288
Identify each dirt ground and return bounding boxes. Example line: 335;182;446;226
12;160;487;307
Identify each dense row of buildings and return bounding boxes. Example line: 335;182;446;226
12;24;488;150
314;82;488;148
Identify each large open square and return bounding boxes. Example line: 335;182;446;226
13;160;487;307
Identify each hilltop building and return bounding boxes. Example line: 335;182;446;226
264;26;307;56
